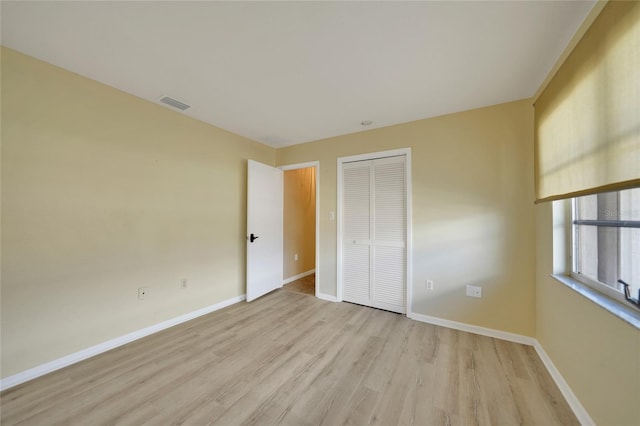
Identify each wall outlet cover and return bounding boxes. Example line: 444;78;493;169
466;285;482;298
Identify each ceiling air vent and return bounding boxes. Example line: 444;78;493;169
159;96;190;111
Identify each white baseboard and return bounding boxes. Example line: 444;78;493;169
1;293;595;426
316;292;338;302
282;269;315;285
533;341;595;426
410;312;593;425
0;294;246;392
410;312;536;346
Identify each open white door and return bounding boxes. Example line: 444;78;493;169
246;160;283;302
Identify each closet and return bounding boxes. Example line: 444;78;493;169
341;155;406;313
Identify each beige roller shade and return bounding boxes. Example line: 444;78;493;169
534;1;640;203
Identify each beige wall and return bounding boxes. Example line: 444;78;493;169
283;168;316;280
0;47;275;377
535;202;640;425
277;99;536;336
531;3;640;424
2;42;637;426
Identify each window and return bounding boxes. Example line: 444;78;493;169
572;188;640;308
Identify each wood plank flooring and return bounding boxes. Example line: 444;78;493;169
283;274;315;296
0;289;578;425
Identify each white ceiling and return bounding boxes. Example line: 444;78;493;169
1;1;595;148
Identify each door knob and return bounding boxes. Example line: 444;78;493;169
249;233;259;243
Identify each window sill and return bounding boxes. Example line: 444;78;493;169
551;274;640;330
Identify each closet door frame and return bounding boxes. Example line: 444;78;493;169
337;148;413;317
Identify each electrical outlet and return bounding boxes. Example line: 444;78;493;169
181;279;188;289
138;287;148;300
466;285;482;298
294;253;299;261
426;280;434;290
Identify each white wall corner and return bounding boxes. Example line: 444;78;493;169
316;293;338;303
532;341;595;426
0;294;246;392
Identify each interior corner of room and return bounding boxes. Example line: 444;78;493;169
1;1;639;425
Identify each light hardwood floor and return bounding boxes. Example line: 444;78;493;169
1;289;578;425
283;273;315;296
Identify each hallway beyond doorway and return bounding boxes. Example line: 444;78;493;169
283;273;315;296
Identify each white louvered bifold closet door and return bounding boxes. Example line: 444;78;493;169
342;155;406;313
342;162;371;305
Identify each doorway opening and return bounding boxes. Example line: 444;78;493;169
280;162;320;297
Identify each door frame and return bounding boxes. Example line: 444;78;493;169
279;161;320;298
337;148;413;317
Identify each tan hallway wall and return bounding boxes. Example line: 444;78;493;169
283;168;316;280
0;47;275;377
277;99;536;336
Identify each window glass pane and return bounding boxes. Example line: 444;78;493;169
574;187;640;296
577;223;598;280
597;226;617;287
620;228;640;297
597;191;618;222
620;188;640;298
619;187;640;220
577;193;597;220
